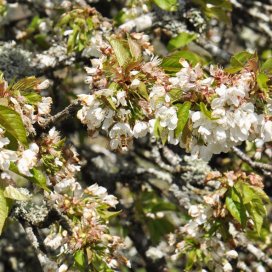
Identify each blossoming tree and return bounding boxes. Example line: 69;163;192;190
0;0;272;271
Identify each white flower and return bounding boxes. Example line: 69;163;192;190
226;250;238;259
103;194;118;208
54;178;75;193
85;66;97;75
37;79;50;90
38;97;52;115
261;120;272;142
0;149;17;171
188;205;202;218
87;183;107;197
133;121;149;138
131;79;141;88
146;247;164;260
58;264;68;272
116;91;127;106
44;234;63;250
17;143;39;176
109;122;132;150
78;94;95;106
157;106;178;131
223;261;233;272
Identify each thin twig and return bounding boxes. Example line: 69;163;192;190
41;99;81;128
232;146;272;176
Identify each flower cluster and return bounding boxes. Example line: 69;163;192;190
0;74;126;271
170;171;269;272
77;39;272;160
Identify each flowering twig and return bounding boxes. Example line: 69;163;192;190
232;146;272;176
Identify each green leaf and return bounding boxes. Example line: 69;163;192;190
103;96;116;110
233;181;255;204
0;189;12;235
109;38;131;67
261;58;272;75
11;76;39;92
29;168;49;191
3;185;30;201
168;88;182;102
225;195;246;227
100;210;121;220
252;187;270;204
0;105;28;147
225;51;254;73
138;82;149;100
247;198;266;235
67;26;79;53
153;119;168;144
175;102;191;138
74;249;85;269
199;102;212;119
21;91;42;105
153;0;177;11
153;119;160;139
127;35;141;60
257;73;269;92
167;32;197;51
161;51;204;73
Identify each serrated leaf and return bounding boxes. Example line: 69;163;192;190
234;181;255;204
3;185;30;201
167;32;197;51
261;58;272;75
100;210;121;220
175;102;191;138
168;88;182;102
29;168;49;192
161;50;205;72
11;76;39;92
109;38;131;67
257;73;269;92
0;189;12;235
0;105;28;147
127;35;141;60
138;82;149;100
199;102;212;119
226;195;246;227
74;249;85;269
247;198;266;235
225;51;253;73
153;0;177;11
21;91;42;105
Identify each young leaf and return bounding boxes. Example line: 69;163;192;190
261;58;272;75
29;168;49;192
247;198;266;235
167;32;197;51
225;51;254;73
199;102;212;119
0;105;28;147
225;195;246;227
74;249;85;269
161;50;204;72
0;189;12;235
175;102;191;138
3;185;30;201
127;35;141;60
153;0;178;11
109;38;131;67
257;73;269;92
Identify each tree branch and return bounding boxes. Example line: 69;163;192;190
40;99;81;129
232;146;272;176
